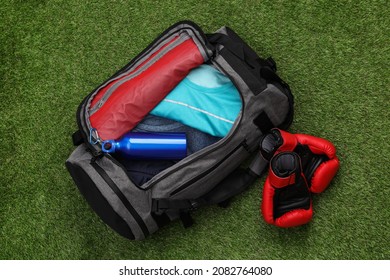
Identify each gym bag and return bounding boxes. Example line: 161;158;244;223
66;21;294;240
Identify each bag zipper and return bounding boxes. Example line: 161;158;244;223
90;160;149;238
76;22;211;157
88;34;190;116
103;104;243;191
83;26;212;147
169;140;249;197
80;23;263;193
88;26;211;116
96;55;247;191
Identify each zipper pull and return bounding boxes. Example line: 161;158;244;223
90;151;103;164
86;146;104;163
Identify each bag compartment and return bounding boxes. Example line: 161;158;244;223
89;35;181;111
167;142;251;199
87;29;210;141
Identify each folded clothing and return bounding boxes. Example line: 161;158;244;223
150;64;242;137
116;115;221;186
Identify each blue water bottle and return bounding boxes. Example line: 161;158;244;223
101;132;187;160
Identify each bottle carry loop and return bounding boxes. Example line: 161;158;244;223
72;130;84;146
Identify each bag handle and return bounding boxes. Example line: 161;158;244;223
207;28;276;72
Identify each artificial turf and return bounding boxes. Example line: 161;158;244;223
0;0;389;260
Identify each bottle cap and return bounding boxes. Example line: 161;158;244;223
101;140;116;153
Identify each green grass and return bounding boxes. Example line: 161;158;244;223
1;0;389;260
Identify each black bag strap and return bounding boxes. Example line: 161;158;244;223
207;28;282;98
72;130;84;146
253;111;275;134
208;27;294;130
151;199;197;228
152;199;200;213
207;28;276;73
179;212;194;228
208;33;255;66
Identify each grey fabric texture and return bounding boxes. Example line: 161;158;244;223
66;144;157;239
170;146;251;199
98;155;158;237
248;152;269;176
214;26;229;36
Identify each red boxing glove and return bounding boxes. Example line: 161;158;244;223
262;152;313;227
294;134;340;193
259;129;340;193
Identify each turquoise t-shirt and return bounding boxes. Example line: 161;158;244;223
150;64;241;137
